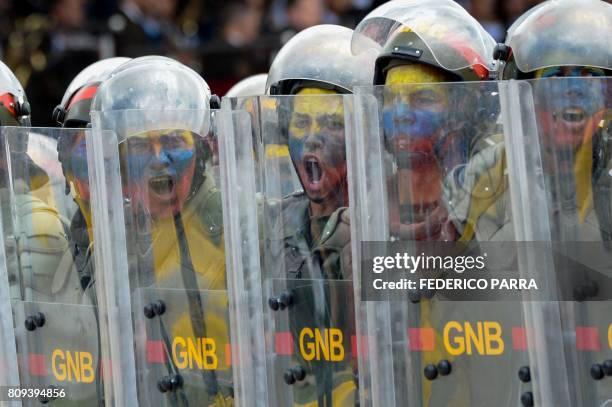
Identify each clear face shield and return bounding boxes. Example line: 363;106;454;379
93;107;212;219
351;0;496;77
505;0;612;75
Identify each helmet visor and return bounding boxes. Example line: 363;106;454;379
506;0;612;73
351;0;495;73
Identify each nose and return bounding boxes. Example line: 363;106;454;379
565;79;587;100
393;101;415;120
151;139;163;156
149;140;171;170
304;133;324;152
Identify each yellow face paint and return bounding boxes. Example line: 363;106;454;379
297;88;337;96
385;64;450;86
127;129;195;148
534;65;607;79
384;65;450;109
288;87;348;211
289;88;344;140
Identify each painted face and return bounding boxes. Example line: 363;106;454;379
382;64;451;165
533;66;607;151
288;88;347;205
120;129;197;218
67;132;91;201
382;64;457;241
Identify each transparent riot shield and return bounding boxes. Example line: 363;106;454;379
224;93;359;406
89;109;251;406
0;192;20;406
503;77;612;407
0;127;107;405
217;103;266;406
222;96;302;198
347;81;532;407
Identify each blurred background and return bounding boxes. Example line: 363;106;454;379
0;0;581;125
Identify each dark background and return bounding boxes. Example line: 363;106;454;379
0;0;564;125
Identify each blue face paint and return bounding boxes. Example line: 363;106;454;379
383;101;448;141
128;148;194;181
69;138;89;182
288;135;304;166
534;76;605;117
122;135;196;184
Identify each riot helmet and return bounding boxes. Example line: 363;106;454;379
265;24;377;208
351;0;496;84
92;56;214;218
226;73;268;98
55;58;131;199
53;57;131;128
499;0;611;154
0;61;40;188
266;24;377;95
498;0;612;79
0;61;30;126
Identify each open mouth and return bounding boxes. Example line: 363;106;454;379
149;174;175;197
304;156;322;184
559;107;586;123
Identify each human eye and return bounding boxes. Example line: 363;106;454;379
292;114;311;129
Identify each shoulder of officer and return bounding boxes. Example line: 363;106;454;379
279;191;310;239
319;206;351;249
280;190;309;219
470;133;505;157
283;189;307;202
15;194;68;244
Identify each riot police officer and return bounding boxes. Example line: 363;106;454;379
265;24;377;282
0;58;107;404
495;1;612;405
54;57;131;292
347;1;524;405
350;0;501;243
90;56;233;406
251;24;377;406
